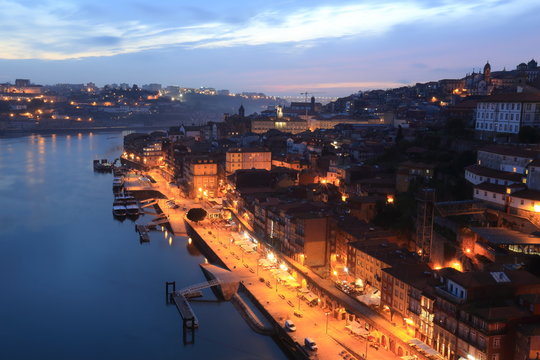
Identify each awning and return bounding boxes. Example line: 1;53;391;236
240;244;255;253
408;339;441;358
304;292;318;303
345;322;369;337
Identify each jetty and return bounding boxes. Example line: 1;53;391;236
135;224;150;242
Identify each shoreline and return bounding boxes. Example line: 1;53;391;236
0;125;174;138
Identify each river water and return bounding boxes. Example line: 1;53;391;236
0;132;287;360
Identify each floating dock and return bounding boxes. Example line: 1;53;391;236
172;294;199;328
135;224;150;242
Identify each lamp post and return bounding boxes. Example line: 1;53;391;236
325;311;330;334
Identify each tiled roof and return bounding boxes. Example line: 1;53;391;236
478;145;539;159
465;164;523;182
474;182;508;194
479;93;540;103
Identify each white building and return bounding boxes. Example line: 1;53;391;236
474;93;540;136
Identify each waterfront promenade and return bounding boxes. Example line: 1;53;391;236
145;170;417;360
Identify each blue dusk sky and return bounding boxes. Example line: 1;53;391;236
0;0;538;96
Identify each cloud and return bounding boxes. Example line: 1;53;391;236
265;81;408;92
0;0;537;60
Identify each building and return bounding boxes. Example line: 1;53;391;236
251;119;308;134
464;164;523;186
182;156;218;198
225;148;272;175
347;240;420;294
474;93;540;138
142;142;163;167
432;268;540;360
271;154;310;171
396;161;435;193
265;202;331;268
381;264;434;342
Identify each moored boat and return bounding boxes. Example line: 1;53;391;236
112;200;127;217
112;176;124;192
93;159;113;172
125;198;140;216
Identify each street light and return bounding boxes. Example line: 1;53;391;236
325;311;330;334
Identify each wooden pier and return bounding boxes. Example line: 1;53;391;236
135;224;150;242
166;281;198;344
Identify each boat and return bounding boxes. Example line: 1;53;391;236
125;198;140;216
93;159;113;172
112;176;124;192
112;200;127;217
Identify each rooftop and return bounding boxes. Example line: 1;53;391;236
478;145;539;159
471;227;540;245
465;164;523;182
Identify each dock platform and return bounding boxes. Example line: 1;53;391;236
172;294;199;327
135;224;150;242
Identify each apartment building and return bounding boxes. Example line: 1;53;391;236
182;156;218;198
474;93;540;137
225;147;271;175
432;268;540;360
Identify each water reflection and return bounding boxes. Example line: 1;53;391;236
0;132;287;360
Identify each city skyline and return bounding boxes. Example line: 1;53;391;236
0;0;539;96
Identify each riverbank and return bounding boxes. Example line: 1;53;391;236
0;124;173;138
146;169;396;360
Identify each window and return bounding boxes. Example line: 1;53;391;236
493;337;500;349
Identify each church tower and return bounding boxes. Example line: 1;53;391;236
483;61;491;83
238;104;245;118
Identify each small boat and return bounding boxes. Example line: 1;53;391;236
94;159;113;172
112;176;124;191
125;198;140;216
112;200;127;217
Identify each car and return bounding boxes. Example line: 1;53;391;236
278;294;285;300
259;277;265;283
293;311;303;318
287;300;295;307
304;338;318;351
284;320;296;332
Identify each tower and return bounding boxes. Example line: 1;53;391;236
238;104;245;118
416;188;435;263
276;105;283;119
310;96;315;112
483;61;491;83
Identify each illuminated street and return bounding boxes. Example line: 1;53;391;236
146;169;422;360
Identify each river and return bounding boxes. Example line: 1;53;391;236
0;131;287;360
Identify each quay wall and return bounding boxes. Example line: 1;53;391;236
184;219;308;360
184;220;230;270
239;283;310;360
230;293;275;336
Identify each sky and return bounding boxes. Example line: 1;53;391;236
0;0;539;97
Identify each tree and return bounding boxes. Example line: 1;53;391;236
186;208;207;222
519;126;539;144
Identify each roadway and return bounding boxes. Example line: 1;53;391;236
145;169;418;360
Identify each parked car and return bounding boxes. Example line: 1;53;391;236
284;320;296;332
304;338;318;351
